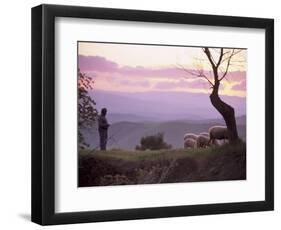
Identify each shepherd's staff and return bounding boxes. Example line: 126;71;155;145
87;128;123;154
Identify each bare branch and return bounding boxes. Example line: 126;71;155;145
216;48;224;67
219;49;243;81
197;73;215;87
220;50;242;65
176;63;214;87
203;48;216;71
218;66;230;83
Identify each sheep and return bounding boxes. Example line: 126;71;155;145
197;133;222;148
183;133;198;141
208;126;228;145
199;132;209;137
184;138;197;149
196;135;210;148
214;139;228;146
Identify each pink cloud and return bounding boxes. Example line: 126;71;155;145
79;55;186;79
188;79;212;89
119;65;184;78
154;79;211;90
115;79;151;87
78;55;246;86
154;81;187;90
222;71;246;82
78;55;118;72
232;80;246;91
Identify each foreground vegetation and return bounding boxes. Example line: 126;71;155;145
79;142;246;187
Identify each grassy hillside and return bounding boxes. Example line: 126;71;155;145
79;142;246;187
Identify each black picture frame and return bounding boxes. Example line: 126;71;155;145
31;4;274;225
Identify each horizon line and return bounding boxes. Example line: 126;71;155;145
89;88;246;98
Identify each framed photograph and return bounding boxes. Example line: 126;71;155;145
31;4;274;225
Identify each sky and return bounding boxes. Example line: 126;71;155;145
78;42;247;98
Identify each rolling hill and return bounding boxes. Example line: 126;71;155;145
81;116;246;150
90;90;246;121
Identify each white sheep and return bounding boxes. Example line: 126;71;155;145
197;133;222;148
208;126;229;145
183;133;198;141
196;135;210;148
184;138;197;149
199;132;209;137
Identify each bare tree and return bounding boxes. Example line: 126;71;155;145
181;48;244;143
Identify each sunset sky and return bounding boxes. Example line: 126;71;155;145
78;42;247;97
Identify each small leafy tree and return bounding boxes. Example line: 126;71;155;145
78;69;98;149
136;133;172;150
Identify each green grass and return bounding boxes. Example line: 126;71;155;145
79;142;246;186
79;141;246;162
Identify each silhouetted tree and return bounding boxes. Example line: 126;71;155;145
78;69;98;149
181;48;245;143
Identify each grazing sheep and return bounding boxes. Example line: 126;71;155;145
208;126;228;145
199;132;209;137
215;139;229;146
196;135;210;148
184;138;197;149
197;133;221;148
183;133;198;141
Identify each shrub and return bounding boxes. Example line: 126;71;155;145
135;133;172;151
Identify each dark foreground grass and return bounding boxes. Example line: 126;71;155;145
79;142;246;187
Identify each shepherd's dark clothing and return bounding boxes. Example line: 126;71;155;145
98;115;109;150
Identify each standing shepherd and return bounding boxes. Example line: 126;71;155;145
98;108;110;150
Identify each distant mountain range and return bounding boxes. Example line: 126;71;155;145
82;90;246;150
81;116;246;150
106;113;246;125
90;90;246;121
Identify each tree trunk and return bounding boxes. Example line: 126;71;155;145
210;82;239;143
